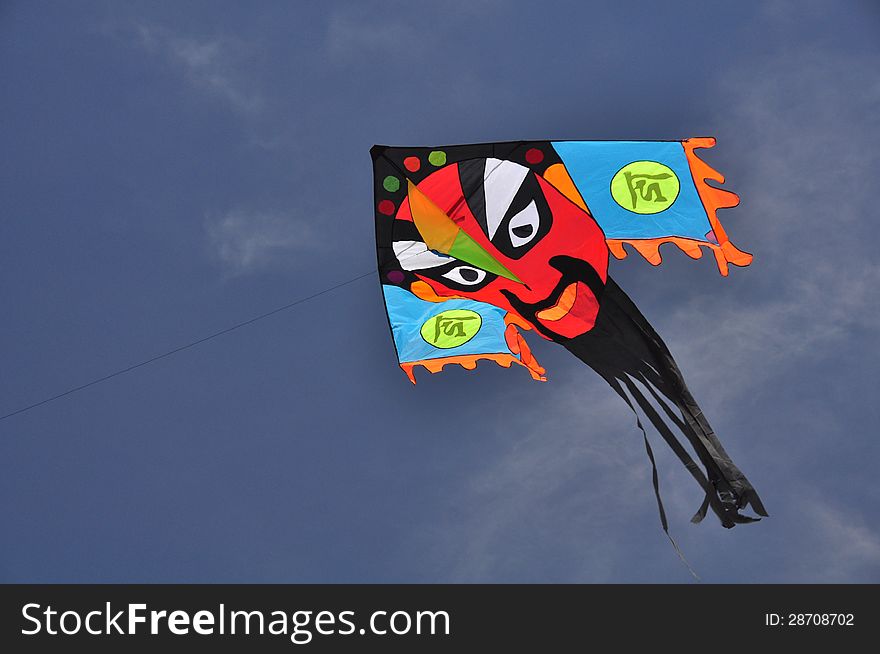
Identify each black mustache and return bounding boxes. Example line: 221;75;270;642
500;256;605;341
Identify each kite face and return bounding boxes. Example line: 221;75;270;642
391;158;609;341
372;140;766;529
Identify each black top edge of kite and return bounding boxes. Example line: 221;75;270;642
369;137;718;154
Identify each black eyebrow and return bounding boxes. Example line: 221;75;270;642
390;219;423;243
459;159;488;236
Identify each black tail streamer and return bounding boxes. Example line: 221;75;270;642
564;277;767;528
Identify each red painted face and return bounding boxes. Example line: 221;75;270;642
393;159;609;340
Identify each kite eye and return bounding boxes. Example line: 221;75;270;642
442;265;487;286
508;200;540;248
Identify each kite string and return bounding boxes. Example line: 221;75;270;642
0;270;377;423
7;151;519;424
2;246;443;424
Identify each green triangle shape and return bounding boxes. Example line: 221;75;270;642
448;231;522;283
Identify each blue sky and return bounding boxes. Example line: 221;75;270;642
1;0;878;582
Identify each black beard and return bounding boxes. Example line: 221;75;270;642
563;276;767;529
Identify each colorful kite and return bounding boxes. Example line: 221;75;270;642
372;139;766;530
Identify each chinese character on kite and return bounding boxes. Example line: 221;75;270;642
372;140;767;531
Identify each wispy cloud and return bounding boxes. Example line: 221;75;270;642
665;48;880;408
116;21;264;115
787;498;880;582
324;2;498;61
325;10;425;61
322;3;509;119
205;210;317;275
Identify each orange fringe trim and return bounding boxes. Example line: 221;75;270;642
400;352;546;384
607;137;752;276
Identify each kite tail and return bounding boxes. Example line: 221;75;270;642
564;277;767;528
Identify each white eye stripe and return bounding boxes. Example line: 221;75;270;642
508;200;540;247
393;240;452;270
484;158;529;239
442;266;486;286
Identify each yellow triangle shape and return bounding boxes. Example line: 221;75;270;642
407;180;459;254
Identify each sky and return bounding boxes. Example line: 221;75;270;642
1;0;879;583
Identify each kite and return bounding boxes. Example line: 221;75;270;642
372;139;767;531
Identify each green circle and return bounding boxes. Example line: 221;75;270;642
610;160;680;214
427;150;447;167
420;309;482;349
382;175;400;192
